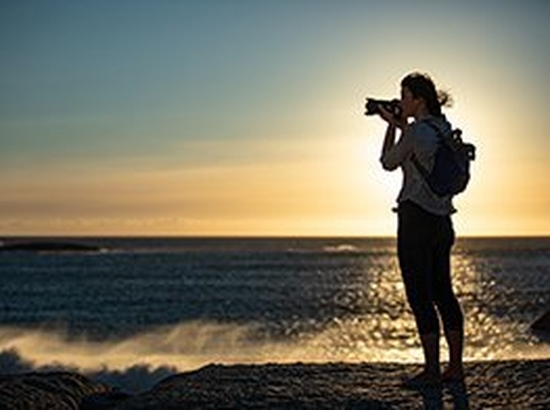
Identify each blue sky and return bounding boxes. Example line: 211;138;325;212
1;1;549;235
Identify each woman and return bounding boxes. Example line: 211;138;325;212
378;72;464;385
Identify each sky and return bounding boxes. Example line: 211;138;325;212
1;0;549;237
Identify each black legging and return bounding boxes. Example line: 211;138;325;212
397;200;463;335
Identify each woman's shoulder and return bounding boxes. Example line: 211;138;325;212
411;116;452;139
407;120;436;146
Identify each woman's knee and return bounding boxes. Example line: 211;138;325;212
412;305;440;334
435;296;464;331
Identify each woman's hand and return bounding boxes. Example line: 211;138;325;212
379;106;407;129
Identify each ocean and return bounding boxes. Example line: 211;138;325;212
0;237;549;377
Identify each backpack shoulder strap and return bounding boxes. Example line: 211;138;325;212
410;119;442;177
411;152;430;177
423;119;445;139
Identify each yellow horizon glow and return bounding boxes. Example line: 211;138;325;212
1;117;548;237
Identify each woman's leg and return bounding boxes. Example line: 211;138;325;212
398;202;441;380
432;218;464;380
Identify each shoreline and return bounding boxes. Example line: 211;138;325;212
1;358;548;409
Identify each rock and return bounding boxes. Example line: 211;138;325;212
0;372;112;409
101;360;550;409
531;310;550;333
112;363;393;408
81;391;133;409
1;361;549;408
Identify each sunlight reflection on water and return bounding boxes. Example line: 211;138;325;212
288;249;549;364
451;252;547;361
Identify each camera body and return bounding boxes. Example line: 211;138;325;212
365;98;401;118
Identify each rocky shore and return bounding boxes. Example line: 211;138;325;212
0;359;548;409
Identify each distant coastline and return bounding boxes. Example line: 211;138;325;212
0;241;102;253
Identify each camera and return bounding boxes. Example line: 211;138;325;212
364;98;401;118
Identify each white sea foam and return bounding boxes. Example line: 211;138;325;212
0;318;548;393
322;244;361;253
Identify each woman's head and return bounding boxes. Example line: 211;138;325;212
399;72;451;118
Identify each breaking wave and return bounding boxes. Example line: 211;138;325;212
1;318;548;392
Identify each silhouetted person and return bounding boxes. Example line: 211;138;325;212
376;72;465;386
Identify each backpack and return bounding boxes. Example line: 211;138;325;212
412;121;476;197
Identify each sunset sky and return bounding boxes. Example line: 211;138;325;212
1;1;549;236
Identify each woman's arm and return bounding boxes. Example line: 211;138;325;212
379;109;412;171
380;123;398;170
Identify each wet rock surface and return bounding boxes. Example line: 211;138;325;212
531;310;550;333
1;360;549;409
0;372;111;409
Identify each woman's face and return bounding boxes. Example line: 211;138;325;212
400;86;422;118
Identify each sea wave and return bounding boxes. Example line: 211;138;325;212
322;244;361;253
1;318;549;393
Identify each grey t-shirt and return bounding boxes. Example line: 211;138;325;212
380;115;455;216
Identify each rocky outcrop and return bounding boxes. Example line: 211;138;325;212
104;363;392;409
531;310;550;333
90;360;550;409
1;360;549;409
0;372;111;409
